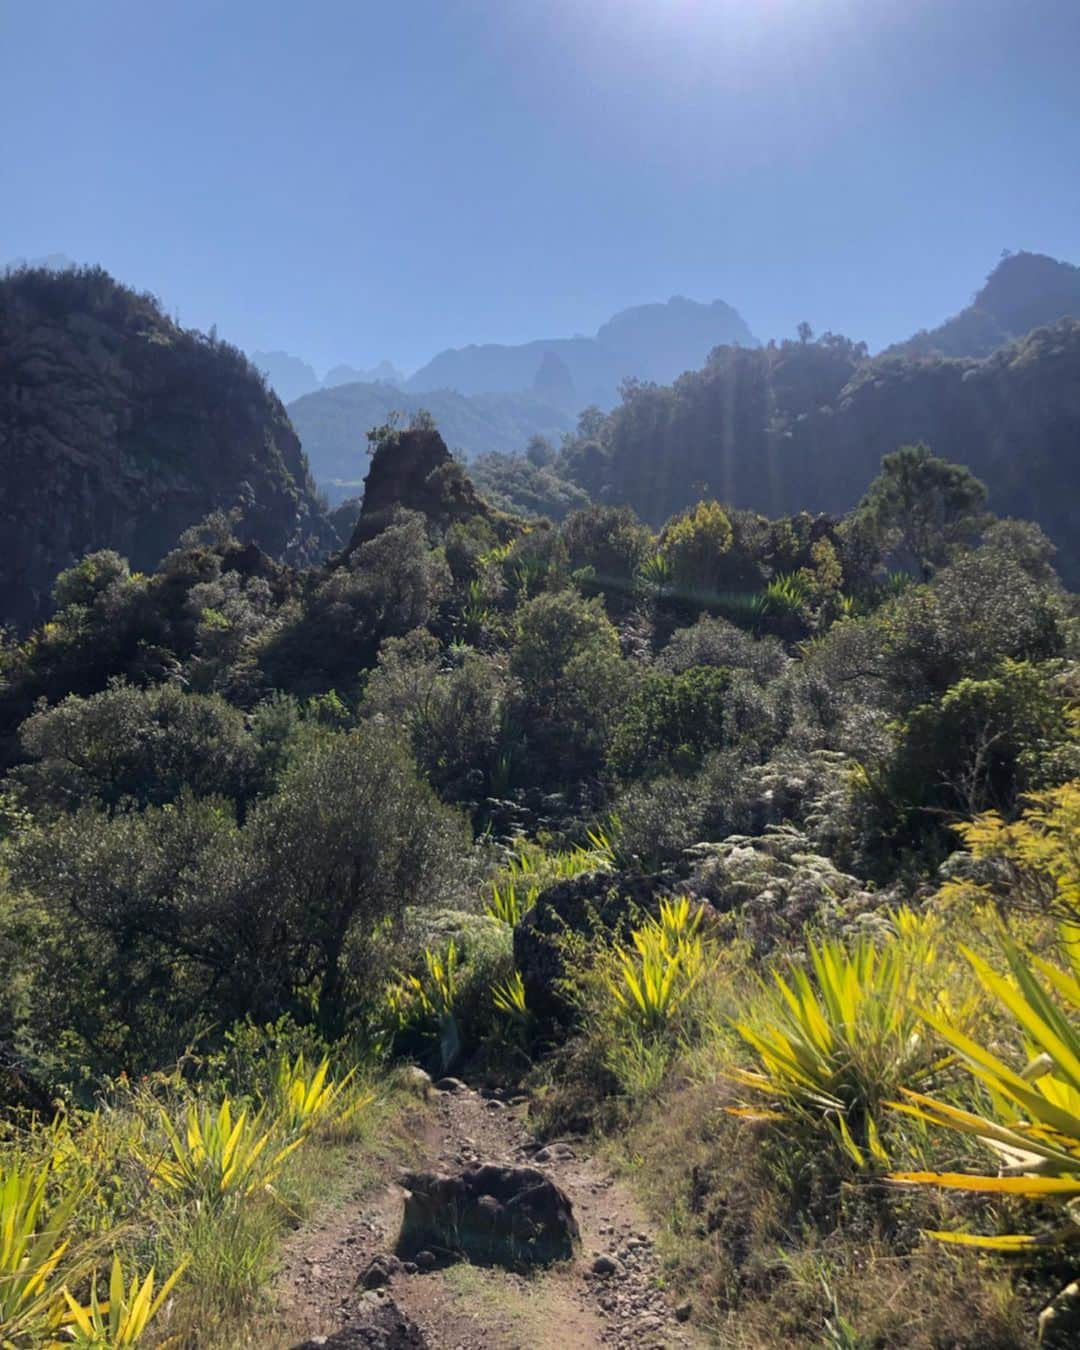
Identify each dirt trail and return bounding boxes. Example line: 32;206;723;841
275;1077;703;1350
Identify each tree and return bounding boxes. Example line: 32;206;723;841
244;726;470;1036
362;629;509;799
510;590;632;781
659;501;735;598
869;659;1079;863
610;667;734;780
11;725;471;1068
856;444;988;580
525;435;555;468
9;682;258;815
560;505;654;603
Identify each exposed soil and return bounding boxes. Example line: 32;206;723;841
273;1078;704;1349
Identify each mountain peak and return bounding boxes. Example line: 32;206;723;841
407;294;757;405
886;249;1080;360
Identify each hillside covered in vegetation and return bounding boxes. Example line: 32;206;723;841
3;398;1080;1344
492;305;1080;584
0;267;336;631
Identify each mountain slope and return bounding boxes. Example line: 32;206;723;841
0;266;333;630
563;321;1080;582
885;251;1080;359
288;380;575;502
407;296;756;408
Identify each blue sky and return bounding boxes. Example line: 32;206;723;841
3;0;1078;374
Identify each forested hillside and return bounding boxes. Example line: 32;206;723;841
529;316;1080;584
885;250;1080;358
3;404;1080;1344
0;267;336;630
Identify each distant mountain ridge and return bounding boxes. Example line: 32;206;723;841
251;350;405;404
884;251;1080;359
406;295;757;408
288;381;575;504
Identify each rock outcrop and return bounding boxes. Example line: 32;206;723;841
513;868;683;1024
345;427;491;552
396;1163;579;1267
0;265;335;630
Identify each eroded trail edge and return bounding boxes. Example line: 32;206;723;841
275;1077;701;1350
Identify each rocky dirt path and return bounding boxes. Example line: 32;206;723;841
274;1076;703;1350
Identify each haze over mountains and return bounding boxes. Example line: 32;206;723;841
279;295;759;493
251;351;407;405
4;249;1080;632
885;250;1080;359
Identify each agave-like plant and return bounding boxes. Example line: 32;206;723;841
637;552;673;590
486;879;534;928
654;895;704;953
492;970;528;1020
890;925;1080;1249
61;1253;188;1347
729;923;955;1163
608;910;705;1036
152;1098;303;1206
761;571;811;618
0;1159;88;1346
272;1054;372;1140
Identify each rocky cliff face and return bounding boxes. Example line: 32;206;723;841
0;267;335;630
345;426;492;553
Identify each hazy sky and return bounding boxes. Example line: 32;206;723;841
3;0;1078;374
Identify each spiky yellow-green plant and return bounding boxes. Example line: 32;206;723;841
654;895;704;953
607;904;707;1036
486;880;533;928
891;924;1080;1250
486;836;615;926
61;1254;188;1347
271;1055;372;1140
0;1158;91;1347
492;970;528;1020
729;922;957;1163
152;1099;302;1206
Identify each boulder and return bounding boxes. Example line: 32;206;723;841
512;868;683;1023
290;1292;427;1349
396;1163;579;1267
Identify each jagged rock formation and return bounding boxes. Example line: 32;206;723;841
407;295;757;407
345;427;492;552
288;380;575;502
0;266;335;630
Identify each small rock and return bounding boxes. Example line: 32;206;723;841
591;1254;621;1277
401;1066;433;1097
434;1076;468;1093
675;1300;693;1322
534;1141;576;1163
414;1250;437;1272
358;1254;400;1289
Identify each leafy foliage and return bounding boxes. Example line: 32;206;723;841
891;926;1080;1250
729;918;960;1160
